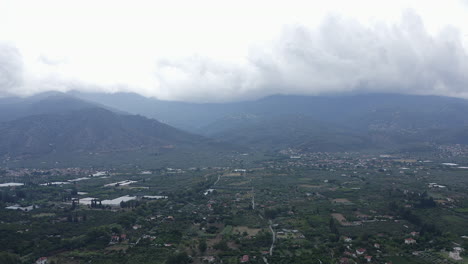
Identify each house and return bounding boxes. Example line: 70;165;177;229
202;256;215;263
364;255;372;262
356;213;371;220
449;247;464;261
339;257;350;264
35;257;48;264
410;231;419;237
240;255;250;263
110;235;120;244
449;251;462;261
142;234;156;240
356;248;366;255
374;243;380;249
404;238;416;244
343;236;352;242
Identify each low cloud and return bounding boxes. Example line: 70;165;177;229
152;11;468;101
1;10;468;102
0;44;24;96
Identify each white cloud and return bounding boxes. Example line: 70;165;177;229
0;44;24;95
0;0;468;101
150;11;468;101
268;11;468;97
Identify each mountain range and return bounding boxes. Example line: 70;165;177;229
2;91;468;166
0;95;233;167
72;92;468;150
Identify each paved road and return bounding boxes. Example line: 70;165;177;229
251;187;255;210
214;175;220;185
269;220;276;256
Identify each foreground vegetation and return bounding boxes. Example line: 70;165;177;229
0;149;467;263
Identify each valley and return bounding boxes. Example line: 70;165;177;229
3;2;468;263
1;93;468;264
1;150;467;263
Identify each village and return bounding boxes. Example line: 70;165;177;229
0;150;467;263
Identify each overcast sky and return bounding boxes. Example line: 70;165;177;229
1;0;468;102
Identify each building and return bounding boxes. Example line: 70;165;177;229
449;247;464;261
339;257;350;264
110;235;120;244
356;248;366;255
404;238;416;244
35;257;48;264
202;256;215;263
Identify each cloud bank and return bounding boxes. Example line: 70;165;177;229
1;1;468;102
151;11;468;101
0;44;24;95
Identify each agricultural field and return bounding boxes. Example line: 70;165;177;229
0;151;467;263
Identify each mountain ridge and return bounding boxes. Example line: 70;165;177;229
3;92;468;160
0;96;232;166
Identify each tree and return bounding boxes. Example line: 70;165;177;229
85;227;111;249
265;208;279;219
0;252;20;264
198;239;207;253
329;218;339;235
118;213;137;228
213;240;228;251
166;252;190;264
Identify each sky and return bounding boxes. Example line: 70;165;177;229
1;0;468;102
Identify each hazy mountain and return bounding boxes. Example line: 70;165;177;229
203;114;371;152
67;91;468;151
69;91;239;131
0;97;221;163
70;92;468;130
4;92;468;155
0;92;120;122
